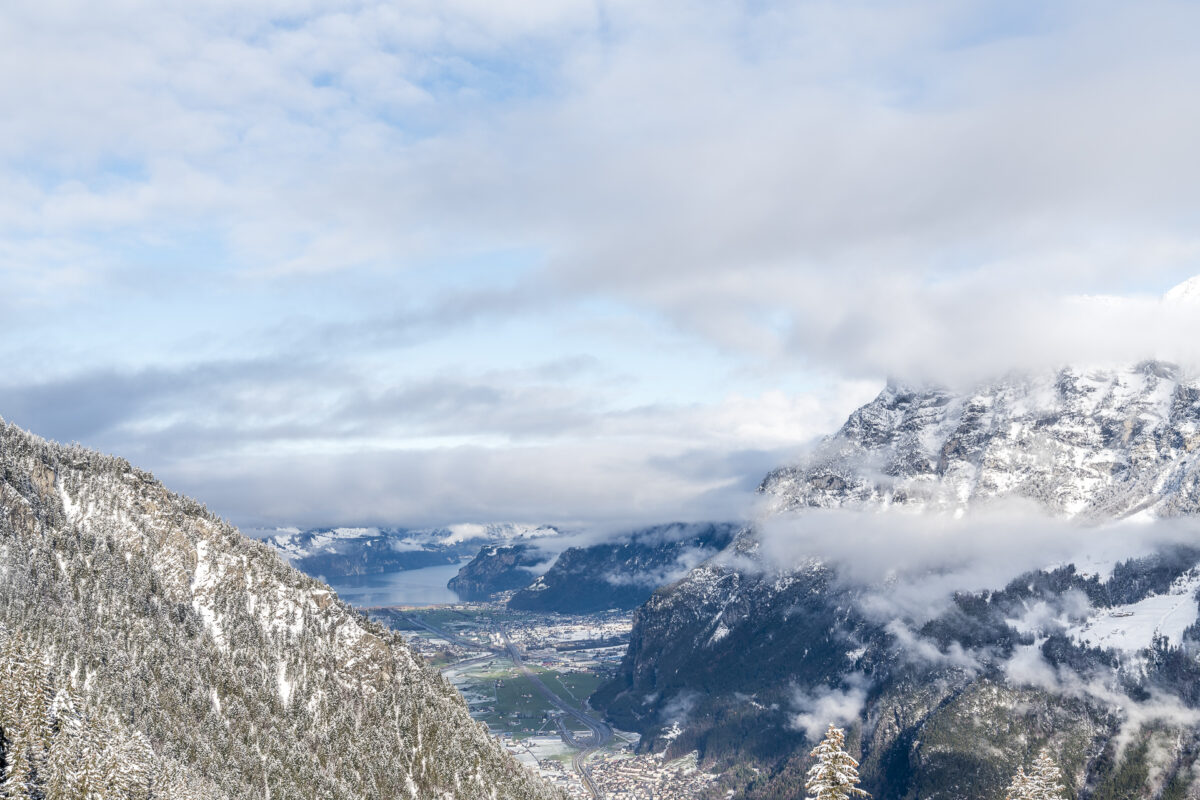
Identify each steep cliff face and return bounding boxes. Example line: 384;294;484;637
761;361;1200;519
595;363;1200;800
448;543;547;600
0;419;561;800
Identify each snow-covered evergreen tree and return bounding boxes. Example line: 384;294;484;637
1005;765;1033;800
1028;749;1066;800
0;633;167;800
0;634;50;800
805;724;869;800
1005;749;1066;800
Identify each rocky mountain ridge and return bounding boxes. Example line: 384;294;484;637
761;360;1200;519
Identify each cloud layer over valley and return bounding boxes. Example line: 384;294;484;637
753;506;1200;623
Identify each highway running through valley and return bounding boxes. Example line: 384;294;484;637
502;630;612;799
402;615;491;651
404;614;613;799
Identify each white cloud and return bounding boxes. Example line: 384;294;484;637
1002;645;1200;757
790;675;871;741
753;506;1200;623
5;1;1200;525
1002;644;1061;692
885;620;986;674
0;354;872;527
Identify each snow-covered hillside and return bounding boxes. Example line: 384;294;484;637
1066;567;1200;652
0;418;562;800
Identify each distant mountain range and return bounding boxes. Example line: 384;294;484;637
264;516;743;616
592;362;1200;800
264;522;559;579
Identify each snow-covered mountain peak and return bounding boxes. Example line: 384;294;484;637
761;361;1200;520
1163;274;1200;305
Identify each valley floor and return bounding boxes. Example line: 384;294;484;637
368;603;722;800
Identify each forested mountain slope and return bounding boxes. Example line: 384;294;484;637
595;363;1200;800
0;419;561;800
507;522;739;613
0;629;220;798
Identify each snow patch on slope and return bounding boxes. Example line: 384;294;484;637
191;540;227;650
58;481;81;523
1069;570;1200;652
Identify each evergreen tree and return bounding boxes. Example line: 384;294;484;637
45;688;84;800
1028;748;1066;800
1005;765;1033;800
1006;748;1066;800
0;636;45;800
805;724;870;800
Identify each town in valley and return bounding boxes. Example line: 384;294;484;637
369;602;725;800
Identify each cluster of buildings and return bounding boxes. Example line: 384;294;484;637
383;605;634;671
587;749;722;800
495;734;590;797
386;605;731;799
501;611;633;650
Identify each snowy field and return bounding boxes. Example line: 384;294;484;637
1068;570;1200;652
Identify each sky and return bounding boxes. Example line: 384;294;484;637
3;0;1200;530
